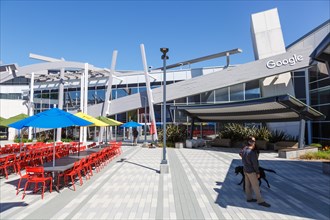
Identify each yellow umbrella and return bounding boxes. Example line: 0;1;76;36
74;112;108;155
74;112;108;127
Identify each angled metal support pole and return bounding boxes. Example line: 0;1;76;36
140;44;158;142
100;50;117;142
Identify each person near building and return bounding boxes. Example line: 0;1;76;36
240;136;271;208
132;128;139;146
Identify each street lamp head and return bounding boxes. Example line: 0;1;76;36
160;48;169;54
161;55;169;60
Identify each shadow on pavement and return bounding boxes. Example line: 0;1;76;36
0;202;28;213
214;158;330;219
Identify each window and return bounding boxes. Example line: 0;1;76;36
117;88;127;98
245;80;260;100
111;90;116;100
215;87;229;102
0;93;22;99
174;109;187;123
293;77;306;99
318;105;330;118
188;94;200;104
139;86;146;93
230;84;244;101
174;97;186;104
319;122;330;140
201;91;214;104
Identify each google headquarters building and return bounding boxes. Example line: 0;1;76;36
0;8;329;147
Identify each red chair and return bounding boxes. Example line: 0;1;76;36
62;161;83;191
16;162;29;195
79;158;89;180
0;154;17;179
22;166;52;200
83;156;93;178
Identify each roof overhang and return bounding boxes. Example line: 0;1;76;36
171;94;326;123
310;33;330;64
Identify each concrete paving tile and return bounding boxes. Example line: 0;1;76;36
0;145;329;220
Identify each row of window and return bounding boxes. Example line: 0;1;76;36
0;93;22;99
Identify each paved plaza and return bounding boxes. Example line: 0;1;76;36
1;144;329;220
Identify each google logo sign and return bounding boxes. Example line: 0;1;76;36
266;54;303;69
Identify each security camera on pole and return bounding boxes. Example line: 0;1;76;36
160;47;169;174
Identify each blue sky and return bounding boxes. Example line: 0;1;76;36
1;1;329;71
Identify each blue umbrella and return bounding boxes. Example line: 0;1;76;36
8;108;92;167
9;108;92;129
120;121;143;128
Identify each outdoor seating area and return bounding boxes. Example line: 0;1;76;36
1;140;123;200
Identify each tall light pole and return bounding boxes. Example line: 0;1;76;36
160;48;169;173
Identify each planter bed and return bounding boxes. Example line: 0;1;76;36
274;141;298;151
278;147;318;159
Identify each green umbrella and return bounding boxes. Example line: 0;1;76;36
95;116;122;126
0;113;29;127
96;116;122;142
0;117;7;127
1;113;28;152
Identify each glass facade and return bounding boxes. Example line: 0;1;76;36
31;78;262;138
308;65;330;144
292;71;307;103
1;76;29;85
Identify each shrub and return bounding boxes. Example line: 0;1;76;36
219;123;272;142
285;134;298;142
310;143;322;148
268;130;288;143
14;138;32;143
220;123;254;141
61;138;72;142
300;150;330;160
158;124;187;144
255;126;271;141
310;143;322;147
218;124;298;143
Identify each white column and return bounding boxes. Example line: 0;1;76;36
80;67;84;142
140;44;158;141
28;72;35;140
57;67;65;142
83;63;88;143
